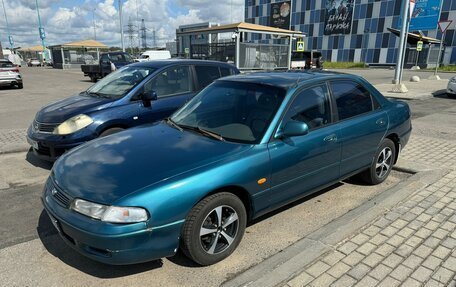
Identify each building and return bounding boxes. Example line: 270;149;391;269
49;40;108;69
176;22;220;57
245;0;456;66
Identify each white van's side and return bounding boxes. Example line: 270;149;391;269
136;50;171;62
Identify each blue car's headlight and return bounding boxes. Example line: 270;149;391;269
53;114;93;135
71;198;149;223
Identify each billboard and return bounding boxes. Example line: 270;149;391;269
270;1;291;30
324;0;355;35
409;0;442;31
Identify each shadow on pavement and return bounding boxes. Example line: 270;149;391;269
37;210;163;278
25;149;53;170
433;89;455;99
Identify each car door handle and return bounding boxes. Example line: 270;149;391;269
376;118;386;126
324;134;337;142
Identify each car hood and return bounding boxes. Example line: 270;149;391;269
35;94;115;123
52;122;252;204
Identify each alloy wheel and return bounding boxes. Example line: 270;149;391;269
375;147;393;179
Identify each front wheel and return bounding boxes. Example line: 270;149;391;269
360;138;396;185
181;192;247;266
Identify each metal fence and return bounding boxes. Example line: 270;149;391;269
239;42;289;70
190;43;235;63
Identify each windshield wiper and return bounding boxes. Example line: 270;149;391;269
196;126;225;141
165;118;183;131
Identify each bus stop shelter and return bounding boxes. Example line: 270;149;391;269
49;40;108;69
176;22;304;70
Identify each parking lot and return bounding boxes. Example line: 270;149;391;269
0;67;455;286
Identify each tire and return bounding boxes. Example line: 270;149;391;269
90;76;97;83
99;127;124;137
17;83;23;89
360;138;396;185
181;192;247;266
447;93;456;99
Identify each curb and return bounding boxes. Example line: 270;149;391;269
222;164;451;287
0;144;30;156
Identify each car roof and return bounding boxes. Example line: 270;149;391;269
130;59;237;69
218;70;352;89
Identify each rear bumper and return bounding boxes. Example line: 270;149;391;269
447;83;456;95
0;77;22;86
41;181;183;265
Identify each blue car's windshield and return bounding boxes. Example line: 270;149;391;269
171;81;285;144
85;66;155;99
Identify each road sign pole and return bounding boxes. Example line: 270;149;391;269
434;30;446;76
393;0;409;86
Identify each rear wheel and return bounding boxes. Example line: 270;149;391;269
99;127;124;137
181;192;247;266
90;76;97;83
17;83;23;89
447;93;456;99
360;138;396;185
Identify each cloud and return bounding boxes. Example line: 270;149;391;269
0;0;245;48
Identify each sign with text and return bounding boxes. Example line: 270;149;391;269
409;0;442;31
324;0;355;35
270;1;291;30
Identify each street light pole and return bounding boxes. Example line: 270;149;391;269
118;0;125;52
1;0;13;50
392;0;409;90
35;0;47;61
92;8;97;40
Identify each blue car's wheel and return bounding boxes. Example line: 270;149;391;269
181;192;247;265
361;138;395;185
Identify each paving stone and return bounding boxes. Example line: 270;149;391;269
374;218;391;229
405;236;424;248
422;255;443;270
396;226;415;239
357;242;377;256
442;256;456;272
321;251;345;266
408;220;425;231
351;233;370;245
413;244;434;259
425;279;443;287
391;219;408;229
370;234;388;245
342;251;365;267
306;261;330;278
375;243;395;257
423;236;442;249
394;243;415;258
402;277;423;287
377;276;401;287
288;272;313;287
368;264;392;281
380;226;398;237
432;246;452;260
411;266;434;283
434;228;450;240
389;264;413;281
362;253;384;268
385;212;401;221
432;267;454;285
409;206;424;215
382;253;403;269
414;227;433;239
386;234;406;247
362;225;381;237
401;212;417;221
307;273;336;287
402;254;424;270
327;261;351;278
425;206;441;215
441;237;456;249
347;263;371;280
338;241;358;255
433;213;448;223
353;276;378;287
331;275;357;287
424;220;441;231
441;221;456;232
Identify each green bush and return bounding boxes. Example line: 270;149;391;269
439;65;456;72
324;62;366;69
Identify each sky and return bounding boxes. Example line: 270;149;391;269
0;0;245;48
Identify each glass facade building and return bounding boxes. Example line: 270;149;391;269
245;0;456;65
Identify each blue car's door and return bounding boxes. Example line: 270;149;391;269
267;83;341;206
328;80;388;177
135;65;195;124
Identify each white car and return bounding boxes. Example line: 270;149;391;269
448;76;456;98
135;50;171;62
0;59;23;89
28;58;41;67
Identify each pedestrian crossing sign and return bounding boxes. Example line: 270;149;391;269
416;41;423;52
297;40;305;52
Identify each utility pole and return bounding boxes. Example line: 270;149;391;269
35;0;47;61
118;0;125;52
140;19;147;49
125;18;137;54
1;0;13;50
92;8;97;40
392;0;410;92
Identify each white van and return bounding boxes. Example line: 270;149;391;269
136;50;171;62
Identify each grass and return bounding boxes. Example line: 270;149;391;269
437;65;456;72
324;62;366;69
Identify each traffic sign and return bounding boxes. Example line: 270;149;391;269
416;40;423;52
296;40;304;52
438;20;452;33
39;27;46;40
184;47;190;54
8;35;14;46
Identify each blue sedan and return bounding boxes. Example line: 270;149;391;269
42;71;411;265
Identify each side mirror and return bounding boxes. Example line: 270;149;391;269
141;90;158;107
276;121;309;138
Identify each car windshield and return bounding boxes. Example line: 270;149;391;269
171;81;285;144
85;66;155;99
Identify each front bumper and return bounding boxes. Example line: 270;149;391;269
447;82;456;95
27;125;97;161
41;180;183;265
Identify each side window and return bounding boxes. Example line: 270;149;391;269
100;54;109;63
220;67;231;77
143;66;192;98
195;65;221;90
330;80;373;120
282;84;332;131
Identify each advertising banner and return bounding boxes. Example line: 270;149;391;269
270;1;291;30
409;0;442;31
324;0;355;35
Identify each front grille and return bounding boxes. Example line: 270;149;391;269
34;120;59;133
50;182;72;208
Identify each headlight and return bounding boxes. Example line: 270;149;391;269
53;114;93;135
71;198;149;223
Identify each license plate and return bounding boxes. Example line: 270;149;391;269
27;137;39;149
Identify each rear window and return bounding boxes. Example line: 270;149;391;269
195;65;221;90
330;80;374;120
0;61;14;68
220;67;232;77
